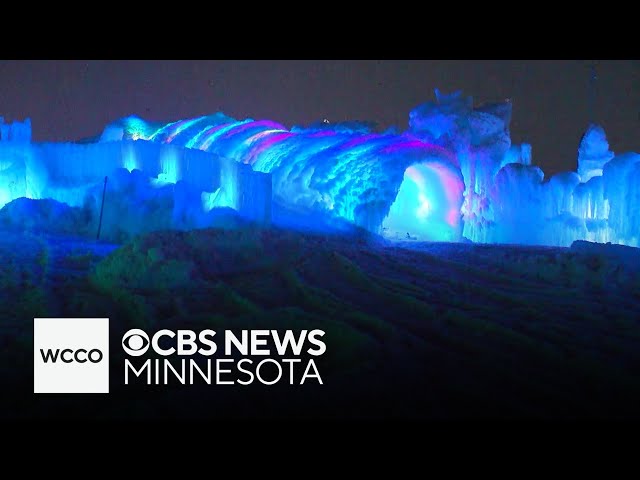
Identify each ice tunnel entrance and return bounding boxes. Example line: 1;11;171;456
381;162;464;242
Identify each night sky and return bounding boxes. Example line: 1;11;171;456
1;60;637;177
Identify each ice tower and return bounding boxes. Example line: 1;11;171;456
577;124;615;183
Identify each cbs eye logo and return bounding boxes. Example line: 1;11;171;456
122;329;150;356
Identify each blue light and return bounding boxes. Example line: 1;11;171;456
122;142;138;172
158;147;180;183
382;163;463;242
5;88;637;248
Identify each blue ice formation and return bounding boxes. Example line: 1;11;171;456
97;110;467;241
0;117;271;241
1;90;638;246
577;124;615;183
95;89;520;243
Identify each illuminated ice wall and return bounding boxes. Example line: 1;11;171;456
92;89;639;246
101;108;467;241
0;130;271;240
2;89;638;246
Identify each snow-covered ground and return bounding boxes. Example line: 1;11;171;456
1;227;639;419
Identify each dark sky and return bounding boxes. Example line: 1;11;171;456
1;60;637;177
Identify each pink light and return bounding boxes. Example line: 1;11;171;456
218;120;287;141
446;208;460;227
245;131;295;165
381;139;459;168
405;162;464;229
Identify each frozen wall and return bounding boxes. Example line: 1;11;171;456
0;140;271;232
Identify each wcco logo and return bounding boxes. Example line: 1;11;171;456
34;318;109;394
40;348;104;364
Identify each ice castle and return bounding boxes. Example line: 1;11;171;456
0;90;638;246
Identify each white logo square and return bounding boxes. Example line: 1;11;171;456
34;318;109;394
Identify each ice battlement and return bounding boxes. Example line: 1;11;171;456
0;117;32;143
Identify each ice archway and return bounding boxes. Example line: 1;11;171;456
382;161;465;241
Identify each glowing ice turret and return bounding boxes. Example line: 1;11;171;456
577;124;614;183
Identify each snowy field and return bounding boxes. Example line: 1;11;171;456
1;227;639;419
